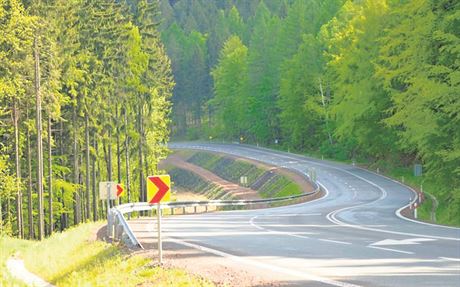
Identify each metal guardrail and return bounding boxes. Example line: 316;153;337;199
107;182;321;249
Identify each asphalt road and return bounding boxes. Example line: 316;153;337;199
139;142;460;286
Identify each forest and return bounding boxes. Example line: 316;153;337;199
0;0;173;239
1;0;459;240
160;0;459;224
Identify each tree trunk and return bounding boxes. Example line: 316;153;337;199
92;134;97;221
85;114;91;220
138;105;145;206
26;112;34;239
47;115;53;235
319;79;333;145
124;108;131;203
73;104;80;225
34;36;45;240
79;156;85;221
116;105;121;205
108;128;113;208
108;129;112;182
59;120;67;230
13;97;24;238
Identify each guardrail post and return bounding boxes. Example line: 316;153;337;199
182;207;186;214
171;208;174;215
205;206;208;213
194;206;197;213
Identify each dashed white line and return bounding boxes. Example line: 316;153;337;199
439;257;460;262
367;246;414;255
319;239;352;245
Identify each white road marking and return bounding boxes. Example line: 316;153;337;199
352;189;357;199
323;181;460;241
367;246;414;255
439;257;460;262
249;216;312;239
371;238;436;246
168;237;363;287
319;239;352;245
175;144;460;241
256;213;322;217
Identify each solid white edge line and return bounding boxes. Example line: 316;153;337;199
367;246;414;255
167;237;362;287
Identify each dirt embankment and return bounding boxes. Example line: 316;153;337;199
161;150;321;202
160;154;261;200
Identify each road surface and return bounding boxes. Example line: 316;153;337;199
132;142;460;286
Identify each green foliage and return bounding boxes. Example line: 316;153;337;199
209;35;248;139
162;0;459;226
278;34;324;150
0;0;173;236
323;0;398;159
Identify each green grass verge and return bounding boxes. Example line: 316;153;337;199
1;223;213;287
258;175;302;198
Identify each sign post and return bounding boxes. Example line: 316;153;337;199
99;181;122;238
146;175;171;264
157;202;162;263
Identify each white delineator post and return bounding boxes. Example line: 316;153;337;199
157;202;163;264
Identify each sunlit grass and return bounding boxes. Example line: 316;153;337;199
1;223;214;287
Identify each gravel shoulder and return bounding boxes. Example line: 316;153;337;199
128;218;289;287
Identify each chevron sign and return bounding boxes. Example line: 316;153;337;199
147;175;171;204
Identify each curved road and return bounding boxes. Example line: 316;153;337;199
138;142;460;286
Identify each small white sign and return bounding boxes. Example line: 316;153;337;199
99;181;117;200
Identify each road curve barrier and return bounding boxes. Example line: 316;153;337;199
107;181;321;249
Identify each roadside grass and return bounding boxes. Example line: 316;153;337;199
1;223;213;287
259;176;302;198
